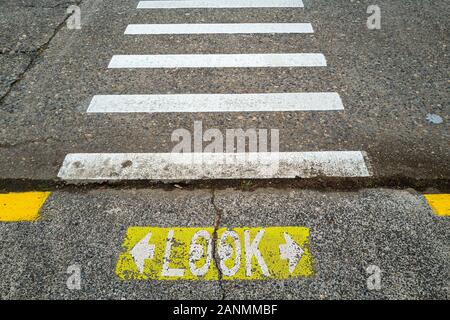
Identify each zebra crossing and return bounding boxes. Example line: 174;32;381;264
57;0;371;181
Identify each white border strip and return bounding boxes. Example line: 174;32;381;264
125;23;314;35
108;54;326;68
137;0;304;9
57;152;371;180
87;93;344;113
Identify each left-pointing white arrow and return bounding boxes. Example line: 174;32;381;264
131;232;155;273
279;232;304;274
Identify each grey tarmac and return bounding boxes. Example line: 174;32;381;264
0;188;448;299
0;0;448;301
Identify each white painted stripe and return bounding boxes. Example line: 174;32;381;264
57;152;371;181
87;93;344;113
108;54;326;68
125;23;314;35
137;0;304;9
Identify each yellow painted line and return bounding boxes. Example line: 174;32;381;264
116;226;313;280
0;192;51;222
424;194;450;217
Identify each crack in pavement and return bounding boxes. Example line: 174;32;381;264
211;188;226;300
0;0;84;105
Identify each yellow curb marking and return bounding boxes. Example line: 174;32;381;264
0;192;51;222
116;226;313;281
424;194;450;217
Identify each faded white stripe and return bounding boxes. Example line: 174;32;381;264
137;0;304;9
108;54;326;68
57;152;371;181
125;23;313;35
87;93;344;113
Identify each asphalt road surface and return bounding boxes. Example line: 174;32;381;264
0;0;448;300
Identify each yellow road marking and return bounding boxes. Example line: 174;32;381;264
116;226;313;280
424;194;450;217
0;192;51;222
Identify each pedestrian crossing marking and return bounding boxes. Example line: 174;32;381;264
137;0;305;9
57;152;371;181
125;23;314;35
87;93;344;113
108;53;327;69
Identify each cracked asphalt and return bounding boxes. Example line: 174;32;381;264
0;0;449;300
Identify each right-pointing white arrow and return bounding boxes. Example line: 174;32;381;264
279;232;305;274
130;232;155;273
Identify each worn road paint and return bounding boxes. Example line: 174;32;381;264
87;93;344;113
125;23;314;35
424;194;450;216
137;0;304;9
57;151;371;181
116;227;313;280
0;192;51;222
108;54;327;69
